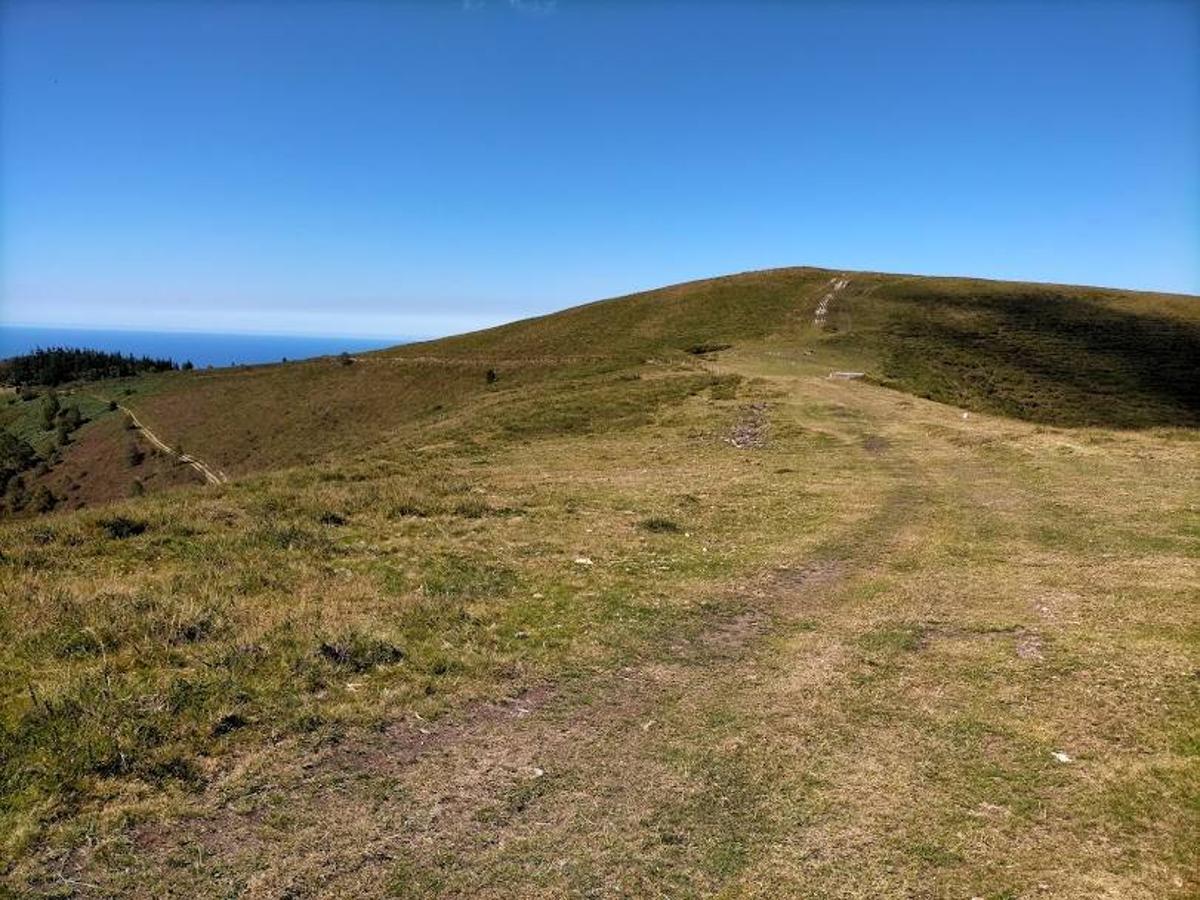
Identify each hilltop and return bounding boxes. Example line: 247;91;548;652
1;267;1198;897
4;267;1197;515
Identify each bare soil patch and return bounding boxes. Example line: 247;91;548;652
727;402;770;449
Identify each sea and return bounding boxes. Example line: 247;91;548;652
0;325;413;369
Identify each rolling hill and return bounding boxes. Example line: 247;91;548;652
8;266;1196;513
1;267;1197;897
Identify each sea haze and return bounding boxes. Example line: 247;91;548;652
0;326;411;369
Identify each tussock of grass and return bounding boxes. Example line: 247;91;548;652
685;342;733;355
318;632;406;671
98;514;147;538
639;516;683;534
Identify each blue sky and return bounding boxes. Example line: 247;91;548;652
2;1;1197;338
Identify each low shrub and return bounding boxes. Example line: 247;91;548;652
318;631;405;672
99;516;148;539
639;516;683;534
685;342;732;355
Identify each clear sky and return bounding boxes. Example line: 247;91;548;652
2;1;1197;339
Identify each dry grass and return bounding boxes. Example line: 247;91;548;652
36;266;1196;495
1;268;1198;897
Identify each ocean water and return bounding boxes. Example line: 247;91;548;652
0;326;412;369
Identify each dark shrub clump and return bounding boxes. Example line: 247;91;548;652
319;632;405;672
639;516;683;534
100;516;148;539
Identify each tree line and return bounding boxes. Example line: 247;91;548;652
0;347;185;387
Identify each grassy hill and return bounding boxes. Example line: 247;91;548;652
1;267;1198;897
12;266;1192;508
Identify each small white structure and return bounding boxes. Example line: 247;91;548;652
828;371;865;380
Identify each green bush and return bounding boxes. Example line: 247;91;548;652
40;393;60;430
31;485;56;513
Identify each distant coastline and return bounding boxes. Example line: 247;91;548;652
0;325;412;369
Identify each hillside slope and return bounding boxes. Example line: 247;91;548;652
30;267;1195;506
1;266;1198;896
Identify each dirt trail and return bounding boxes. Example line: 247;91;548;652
44;363;1198;897
125;546;884;899
97;376;927;897
117;404;228;485
812;275;849;328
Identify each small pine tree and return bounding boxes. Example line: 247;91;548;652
486;368;498;384
6;476;28;512
126;441;145;467
182;360;194;371
31;484;56;512
41;393;60;430
0;432;37;482
107;400;118;412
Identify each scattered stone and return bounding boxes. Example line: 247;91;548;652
573;556;594;566
1052;751;1072;764
1016;631;1044;660
728;403;769;449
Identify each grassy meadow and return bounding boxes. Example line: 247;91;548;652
1;268;1197;897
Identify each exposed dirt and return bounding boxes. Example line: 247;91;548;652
116;404;229;484
109;559;849;897
812;275;849;328
1015;629;1045;660
862;435;891;455
22;415;204;512
727;402;770;449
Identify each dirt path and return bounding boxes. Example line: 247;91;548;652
116;404;228;485
76;375;931;896
44;365;1199;898
122;515;904;898
812;275;849;328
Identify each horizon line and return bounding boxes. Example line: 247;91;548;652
0;321;428;343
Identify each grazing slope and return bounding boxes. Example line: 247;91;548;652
1;267;1197;897
20;267;1192;504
